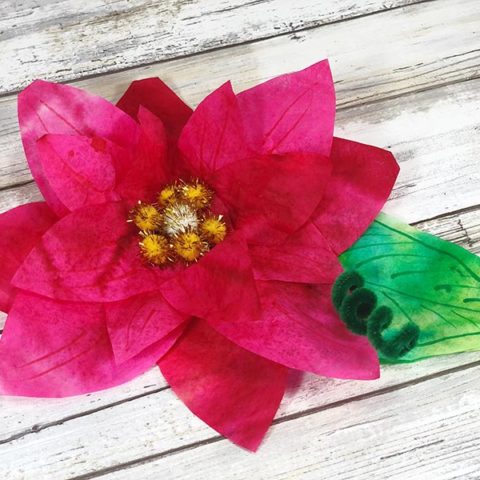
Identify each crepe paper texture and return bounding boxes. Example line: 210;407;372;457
336;213;480;363
0;58;476;451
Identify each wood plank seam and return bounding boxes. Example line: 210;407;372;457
0;0;434;97
65;359;480;480
0;72;478;197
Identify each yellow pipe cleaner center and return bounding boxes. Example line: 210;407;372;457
129;180;226;266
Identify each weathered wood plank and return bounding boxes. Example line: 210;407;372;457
99;364;480;480
0;202;477;426
335;78;480;223
1;353;479;479
0;0;424;95
415;206;480;255
0;0;478;192
0;2;478;478
1;78;479;226
0;204;479;479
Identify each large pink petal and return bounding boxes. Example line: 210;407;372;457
207;281;380;380
250;222;342;284
237;60;335;156
212;152;331;243
36;134;121;211
116;77;192;142
12;202;177;302
161;234;259;324
178;82;253;178
106;292;189;364
0;292;179;397
0;203;57;312
113;107;170;204
18;80;140;216
312;137;400;254
159;319;288;451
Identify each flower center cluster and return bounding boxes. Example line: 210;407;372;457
130;180;227;266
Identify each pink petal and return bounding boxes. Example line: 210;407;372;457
161;234;259;323
212;152;331;242
36;134;121;211
113;107;170;204
106;292;189;364
178;82;253;178
0;292;180;397
250;222;343;284
0;203;57;312
207;281;380;380
116;77;192;142
159;319;288;451
12;202;177;302
237;60;335;156
312;137;400;254
18;80;140;216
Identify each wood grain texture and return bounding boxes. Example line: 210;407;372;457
0;206;479;478
1;78;479;224
98;364;480;480
0;1;479;479
0;0;424;95
1;353;479;479
1;0;479;191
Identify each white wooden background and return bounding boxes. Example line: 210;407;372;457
0;1;479;478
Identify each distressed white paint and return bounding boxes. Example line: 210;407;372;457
102;365;480;480
0;0;423;95
0;0;479;479
0;0;478;189
2;79;479;225
1;352;480;479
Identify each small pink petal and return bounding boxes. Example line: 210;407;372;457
0;292;179;397
12;202;177;302
36;134;121;211
0;203;57;312
159;319;288;451
106;292;189;364
212;152;331;242
250;222;343;284
113;107;170;204
237;60;335;156
18;80;140;216
161;234;259;323
178;82;253;178
116;77;192;142
312;137;400;254
207;281;380;380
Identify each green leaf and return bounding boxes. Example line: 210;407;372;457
339;213;480;363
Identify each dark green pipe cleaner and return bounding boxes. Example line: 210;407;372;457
339;287;377;336
367;306;420;359
331;270;364;310
332;270;420;359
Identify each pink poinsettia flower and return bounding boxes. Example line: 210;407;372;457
0;60;398;450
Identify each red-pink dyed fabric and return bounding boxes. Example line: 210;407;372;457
0;60;400;450
0;292;181;397
249;222;343;283
237;59;335;156
211;152;331;241
18;80;141;216
116;77;192;142
312;137;400;254
0;203;57;312
204;281;380;380
12;202;177;302
178;82;253;178
105;292;188;364
159;320;288;451
37;134;121;210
